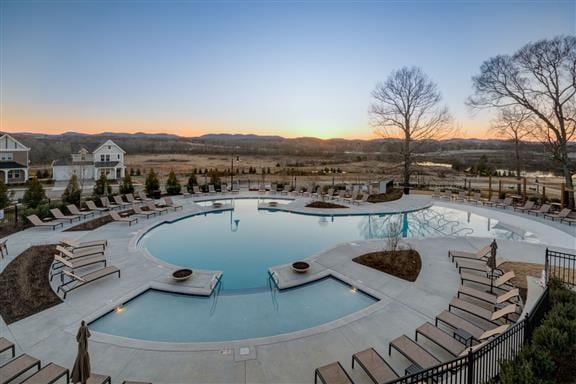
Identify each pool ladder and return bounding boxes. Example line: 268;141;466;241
209;275;223;316
267;271;280;310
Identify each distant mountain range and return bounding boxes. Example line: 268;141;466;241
4;131;573;171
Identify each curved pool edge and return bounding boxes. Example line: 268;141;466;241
81;269;387;352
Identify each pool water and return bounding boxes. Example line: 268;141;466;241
139;199;532;290
90;277;377;342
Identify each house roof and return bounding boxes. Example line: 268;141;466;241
0;161;27;169
94;161;120;168
93;140;126;154
0;134;30;151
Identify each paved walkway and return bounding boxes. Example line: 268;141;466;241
0;192;573;383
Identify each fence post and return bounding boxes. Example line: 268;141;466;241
466;349;475;384
544;248;549;284
14;204;18;226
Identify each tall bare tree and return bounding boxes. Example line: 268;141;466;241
469;36;576;208
490;107;532;193
370;67;451;194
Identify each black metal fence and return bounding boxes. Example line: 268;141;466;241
546;248;576;287
386;286;551;384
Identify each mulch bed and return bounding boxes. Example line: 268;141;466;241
64;209;135;232
353;249;422;282
367;189;403;203
0;245;62;324
306;201;348;209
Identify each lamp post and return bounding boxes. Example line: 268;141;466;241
230;154;239;191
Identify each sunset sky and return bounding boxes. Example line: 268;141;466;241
1;0;574;139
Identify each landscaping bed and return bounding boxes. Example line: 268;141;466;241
367;189;403;203
0;245;62;324
306;201;348;209
353;249;421;282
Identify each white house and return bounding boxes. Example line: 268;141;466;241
0;133;30;184
52;140;126;182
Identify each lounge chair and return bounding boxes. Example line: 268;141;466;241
50;208;80;223
455;256;505;274
133;204;156;218
110;211;138;226
432;188;441;199
100;196;119;210
55;245;104;261
59;239;107;251
460;270;515;290
528;203;551;216
113;195;131;209
86;373;112;384
468;192;482;204
513;200;534;212
322;188;335;201
20;362;69;384
435;310;510;342
458;285;520;306
415;322;467;357
455;191;467;202
137;191;153;202
449;298;517;325
560;215;576;226
388;335;440;372
270;183;277;195
354;194;370;205
545;208;573;222
145;201;167;215
85;200;109;213
192;185;203;195
50;254;107;281
314;362;354;384
0;240;7;259
495;197;513;209
343;191;358;205
448;244;491;262
67;204;95;219
122;381;151;384
208;185;217;195
0;338;15;359
58;266;121;299
125;193;139;204
482;196;500;207
27;215;63;230
351;348;398;384
0;354;40;384
163;196;183;211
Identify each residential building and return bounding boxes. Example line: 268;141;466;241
0;133;30;184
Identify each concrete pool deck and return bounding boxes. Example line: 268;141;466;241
0;192;574;383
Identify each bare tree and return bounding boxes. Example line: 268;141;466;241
370;67;452;194
490;107;532;193
469;36;576;208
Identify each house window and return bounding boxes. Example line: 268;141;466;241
0;153;13;161
8;170;20;179
100;154;105;162
105;154;110;162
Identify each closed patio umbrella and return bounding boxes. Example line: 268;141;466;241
488;239;498;294
71;320;91;384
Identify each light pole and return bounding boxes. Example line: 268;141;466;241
231;155;239;191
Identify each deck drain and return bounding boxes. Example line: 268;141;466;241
239;347;250;355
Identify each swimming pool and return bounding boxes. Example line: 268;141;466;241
139;199;533;290
89;277;377;342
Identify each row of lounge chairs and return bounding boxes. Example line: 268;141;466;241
27;193;184;230
0;337;149;384
50;239;121;299
433;189;576;226
310;187;370;205
315;243;520;383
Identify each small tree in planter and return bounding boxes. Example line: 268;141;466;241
0;180;9;220
145;169;160;196
93;173;112;197
61;174;82;206
23;177;46;208
119;173;135;194
165;170;181;195
186;173;197;193
386;219;402;254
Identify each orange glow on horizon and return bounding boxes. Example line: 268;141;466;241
1;114;496;140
